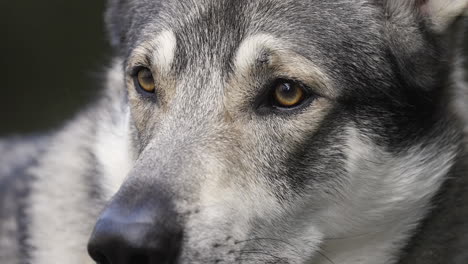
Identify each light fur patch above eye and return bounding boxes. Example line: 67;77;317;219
233;34;335;98
127;29;177;74
153;30;177;73
234;34;279;72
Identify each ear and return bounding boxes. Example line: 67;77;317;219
421;0;468;31
383;0;467;91
386;0;468;31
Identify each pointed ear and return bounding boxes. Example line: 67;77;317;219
386;0;468;31
422;0;468;31
383;0;467;91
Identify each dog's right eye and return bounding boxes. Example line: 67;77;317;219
255;78;316;115
134;67;155;93
272;81;305;108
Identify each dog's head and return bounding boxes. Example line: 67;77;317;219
88;1;466;263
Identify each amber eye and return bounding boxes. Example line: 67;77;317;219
135;68;155;93
273;81;305;108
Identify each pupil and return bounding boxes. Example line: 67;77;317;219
138;69;154;86
142;76;152;84
279;83;295;98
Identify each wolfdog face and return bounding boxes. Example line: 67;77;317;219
87;0;465;263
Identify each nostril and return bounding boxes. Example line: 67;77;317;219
89;249;110;264
88;216;183;264
130;254;150;264
88;247;110;264
88;190;183;264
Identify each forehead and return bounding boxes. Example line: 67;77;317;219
124;0;388;99
128;0;383;61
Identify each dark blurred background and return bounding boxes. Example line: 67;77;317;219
0;3;466;136
0;1;109;136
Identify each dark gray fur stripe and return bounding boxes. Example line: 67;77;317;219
0;140;47;264
16;166;36;264
85;148;104;205
398;146;468;264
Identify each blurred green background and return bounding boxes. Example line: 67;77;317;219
0;3;466;136
0;1;108;136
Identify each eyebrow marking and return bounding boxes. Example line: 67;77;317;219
128;29;177;73
234;34;279;72
233;34;335;98
153;30;177;73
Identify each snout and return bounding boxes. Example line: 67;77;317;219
87;188;182;264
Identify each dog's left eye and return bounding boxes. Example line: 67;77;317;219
271;80;306;108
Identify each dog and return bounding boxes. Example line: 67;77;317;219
1;0;468;263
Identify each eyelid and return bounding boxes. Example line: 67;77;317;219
254;77;317;114
269;77;315;97
279;75;333;99
128;65;150;77
126;46;154;74
266;51;335;99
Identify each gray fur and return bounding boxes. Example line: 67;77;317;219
1;0;468;263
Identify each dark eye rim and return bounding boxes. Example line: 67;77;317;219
131;66;157;98
255;78;317;115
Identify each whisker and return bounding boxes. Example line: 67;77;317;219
316;248;337;264
323;229;385;241
235;237;300;252
239;250;286;260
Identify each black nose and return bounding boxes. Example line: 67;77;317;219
87;191;182;264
